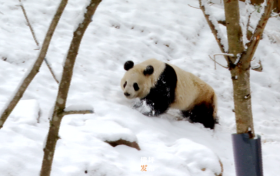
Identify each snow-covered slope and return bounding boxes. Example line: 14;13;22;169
0;0;280;175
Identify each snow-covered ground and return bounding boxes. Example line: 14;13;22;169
0;0;280;175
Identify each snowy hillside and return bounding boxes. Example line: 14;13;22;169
0;0;280;175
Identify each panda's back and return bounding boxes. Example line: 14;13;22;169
167;64;197;110
168;64;215;111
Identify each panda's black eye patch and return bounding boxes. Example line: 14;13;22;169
133;83;139;91
123;81;127;88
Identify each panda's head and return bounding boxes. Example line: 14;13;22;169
121;60;155;99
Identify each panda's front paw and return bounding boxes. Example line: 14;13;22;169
142;110;156;117
142;112;151;116
133;101;143;109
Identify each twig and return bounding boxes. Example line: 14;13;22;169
251;60;263;72
246;10;256;41
44;58;59;83
244;0;274;63
18;0;59;84
0;0;68;129
270;14;280;18
18;0;39;47
63;110;93;116
209;55;228;69
188;4;200;9
199;0;230;65
246;10;255;34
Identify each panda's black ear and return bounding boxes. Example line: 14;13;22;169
143;65;154;76
124;60;134;71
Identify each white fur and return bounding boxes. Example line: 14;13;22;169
121;59;217;118
121;59;165;99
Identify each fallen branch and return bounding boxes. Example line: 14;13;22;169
0;0;68;129
40;1;101;176
63;110;93;116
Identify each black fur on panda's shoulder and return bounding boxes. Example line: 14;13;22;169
141;63;177;116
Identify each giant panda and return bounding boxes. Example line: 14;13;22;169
120;58;218;129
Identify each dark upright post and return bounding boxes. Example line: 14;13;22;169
232;133;263;176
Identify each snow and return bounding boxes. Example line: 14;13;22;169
64;104;93;112
0;0;280;175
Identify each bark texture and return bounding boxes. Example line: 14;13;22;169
40;1;101;176
0;0;68;129
223;0;254;136
229;0;273;136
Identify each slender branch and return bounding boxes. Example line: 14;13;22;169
244;0;274;63
63;110;93;116
40;1;101;176
0;0;68;129
18;0;59;84
244;9;256;41
209;55;228;69
199;0;231;65
19;0;39;47
246;10;256;38
188;4;200;9
199;0;227;53
44;58;59;83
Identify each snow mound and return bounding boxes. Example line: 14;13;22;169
85;120;137;143
0;99;40;126
171;138;222;176
65;104;94;112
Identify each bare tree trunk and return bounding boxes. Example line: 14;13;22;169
200;0;273;137
40;1;101;176
0;0;68;128
223;0;255;136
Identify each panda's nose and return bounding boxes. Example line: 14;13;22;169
124;92;130;97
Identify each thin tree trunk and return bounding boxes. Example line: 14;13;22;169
224;0;273;136
40;1;101;176
0;0;68;128
200;0;273;137
230;68;254;135
223;0;255;136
